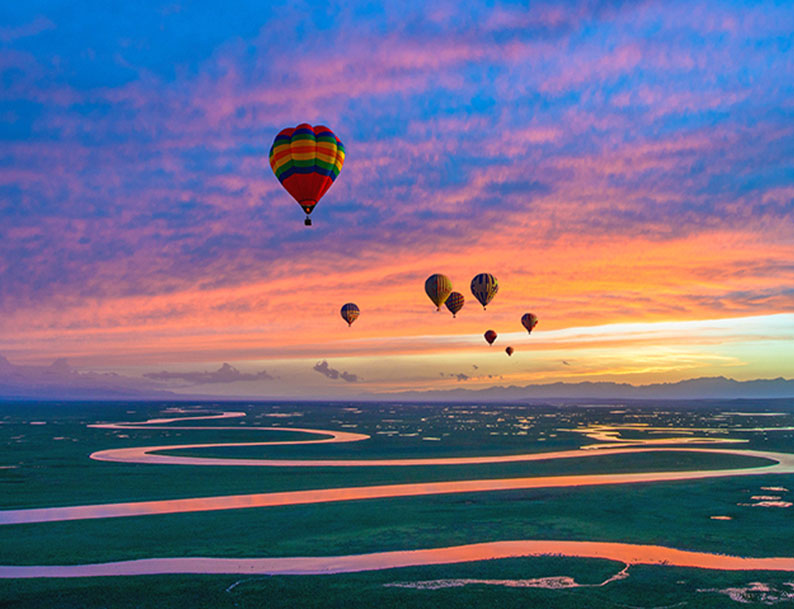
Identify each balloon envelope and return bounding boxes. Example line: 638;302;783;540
340;303;360;327
505;346;514;356
425;274;453;310
521;313;539;334
269;124;345;224
484;329;497;345
445;292;465;317
471;273;499;309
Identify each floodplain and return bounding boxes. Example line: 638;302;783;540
2;399;794;607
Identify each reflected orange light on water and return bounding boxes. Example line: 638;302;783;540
5;539;794;578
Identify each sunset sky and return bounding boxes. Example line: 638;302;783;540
1;1;792;397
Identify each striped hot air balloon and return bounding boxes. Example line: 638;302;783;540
445;292;465;318
340;303;360;327
471;273;499;309
269;124;345;226
425;274;453;311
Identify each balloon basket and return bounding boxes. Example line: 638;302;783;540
304;217;312;226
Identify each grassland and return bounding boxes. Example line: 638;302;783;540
5;559;794;608
2;399;794;607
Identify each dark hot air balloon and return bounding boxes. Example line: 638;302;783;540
269;124;345;226
484;329;497;345
521;313;538;334
340;303;360;327
425;274;453;311
445;292;464;317
505;346;514;356
471;273;498;309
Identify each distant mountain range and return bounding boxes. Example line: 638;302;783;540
0;355;271;401
0;353;792;401
0;355;177;400
365;377;794;402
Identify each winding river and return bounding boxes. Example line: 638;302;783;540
2;410;794;579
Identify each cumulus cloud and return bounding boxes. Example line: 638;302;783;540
440;371;470;382
313;361;359;383
144;363;273;384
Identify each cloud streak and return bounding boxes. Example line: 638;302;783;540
144;363;273;385
313;361;360;383
0;1;792;392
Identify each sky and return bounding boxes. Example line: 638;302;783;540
0;0;792;398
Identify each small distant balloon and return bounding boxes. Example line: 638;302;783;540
425;274;453;311
505;346;514;356
521;313;539;334
445;292;465;317
340;303;360;327
471;273;499;309
484;329;497;345
269;124;345;226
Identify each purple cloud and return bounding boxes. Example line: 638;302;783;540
0;0;792;359
144;363;273;384
313;361;359;383
0;354;171;399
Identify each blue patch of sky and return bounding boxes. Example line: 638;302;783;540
177;147;241;176
3;2;276;84
0;100;44;140
67;101;116;119
0;185;26;215
1;67;27;90
2;1;793;252
737;167;794;198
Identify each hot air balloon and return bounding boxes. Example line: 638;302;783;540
445;292;464;318
340;303;360;327
505;346;514;356
269;124;345;226
425;274;453;311
521;313;538;334
471;273;498;309
484;329;497;345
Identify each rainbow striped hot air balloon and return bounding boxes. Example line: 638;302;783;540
269;124;345;226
